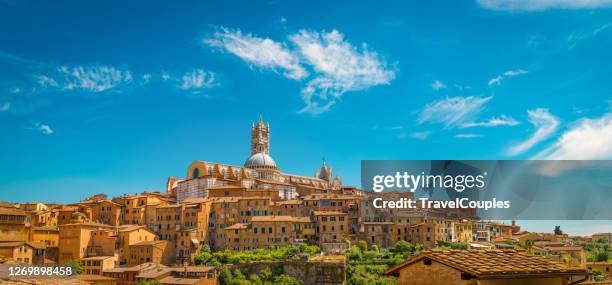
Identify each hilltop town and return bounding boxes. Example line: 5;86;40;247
0;118;610;285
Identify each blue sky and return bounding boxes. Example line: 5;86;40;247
1;0;611;235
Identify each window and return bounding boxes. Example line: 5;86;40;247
192;168;200;178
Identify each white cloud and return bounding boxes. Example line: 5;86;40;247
534;112;612;159
35;123;53;135
58;65;132;92
455;133;483;138
1;102;10;112
37;65;133;92
488;69;528;86
431;80;447;91
180;69;216;90
418;96;493;128
161;72;171;81
35;74;59;88
205;27;307;80
507;108;559;155
477;0;612;11
142;73;152;84
10;87;21;94
461;115;520;128
290;29;395;114
411;131;431;140
206;27;395;114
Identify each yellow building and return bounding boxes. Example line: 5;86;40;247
127;240;172;266
0;241;36;264
0;207;31;242
81;255;118;275
57;205;93;225
451;219;473;243
313;211;350;244
31;225;59;247
79;199;122;226
224;216;314;250
116;225;158;266
58;222;114;264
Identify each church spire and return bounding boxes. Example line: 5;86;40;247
251;116;270;155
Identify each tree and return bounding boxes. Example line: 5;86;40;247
595;248;610;262
273;274;303;285
194;251;212;265
67;259;84;275
358;240;368;252
554;226;563;235
137;280;162;285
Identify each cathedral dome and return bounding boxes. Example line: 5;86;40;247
244;152;277;168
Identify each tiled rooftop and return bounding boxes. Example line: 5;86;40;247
385;249;587;278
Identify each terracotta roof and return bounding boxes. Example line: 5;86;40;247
0;242;28;248
104;262;166;273
76;274;117;282
385;249;587;278
0;241;44;249
0;207;27;215
275;200;302;205
59;222;113;228
34;226;59;231
81;255;116;261
251;216;310;223
158;276;202;285
225;223;250;230
132;240;167;247
117;224;148;232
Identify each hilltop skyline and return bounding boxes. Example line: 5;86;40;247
1;1;611;236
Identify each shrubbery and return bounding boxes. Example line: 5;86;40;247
194;243;320;266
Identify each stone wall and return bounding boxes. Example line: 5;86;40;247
233;259;345;285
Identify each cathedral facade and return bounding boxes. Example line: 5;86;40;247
170;117;342;203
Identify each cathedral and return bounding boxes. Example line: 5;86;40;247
169;117;342;202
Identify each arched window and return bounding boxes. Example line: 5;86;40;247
192;168;200;178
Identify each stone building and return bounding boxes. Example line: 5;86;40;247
385;249;588;285
172;117;341;203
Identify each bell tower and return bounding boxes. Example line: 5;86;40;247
251;116;270;155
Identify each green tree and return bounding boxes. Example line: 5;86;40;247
137;280;162;285
273;274;303;285
358;240;368;252
67;259;84;275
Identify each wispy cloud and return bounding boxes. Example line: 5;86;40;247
1;102;10;112
534;111;612;159
477;0;612;11
36;65;133;92
36;75;59;88
431;80;447;91
205;27;307;80
488;69;528;86
33;122;53;135
411;131;431;140
291;29;396;114
418;96;493;128
455;133;482;138
507;108;559;155
158;69;216;94
205;27;395;114
142;73;152;85
180;69;216;91
461;115;520;128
